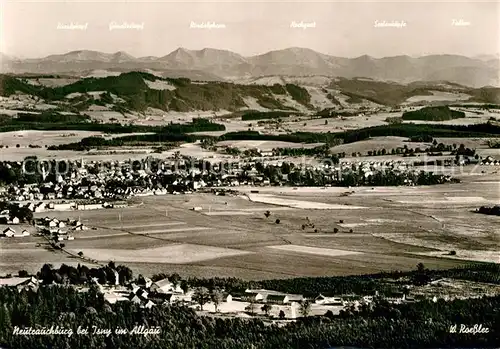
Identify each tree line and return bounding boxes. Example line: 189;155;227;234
475;206;500;216
0;279;498;348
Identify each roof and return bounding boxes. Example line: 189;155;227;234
152;278;172;288
0;277;31;286
266;294;288;301
385;292;405;298
287;294;304;301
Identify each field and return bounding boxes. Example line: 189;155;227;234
1;166;497;279
217;140;324;151
403;91;472;104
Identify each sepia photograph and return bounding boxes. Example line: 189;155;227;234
0;0;499;348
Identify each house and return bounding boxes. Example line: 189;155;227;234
0;276;38;292
104;292;129;304
129;283;140;294
21;230;30;236
2;227;15;237
384;292;406;304
136;288;149;299
10;217;20;225
142;300;155;309
315;294;343;305
341;294;361;303
74;224;87;231
53;203;75;211
259;150;274;157
137;277;153;289
315;294;328;304
156;293;181;304
67;235;75;241
287;294;304;303
235;291;264;302
266;294;290;304
34;202;45;212
150;278;183;294
77;203;103;210
129;294;142;304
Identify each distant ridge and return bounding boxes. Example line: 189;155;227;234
1;47;498;88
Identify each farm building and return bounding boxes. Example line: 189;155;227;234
315;294;343;305
150;278;183;294
0;276;39;292
77;203;104;210
103;292;129;304
1;227;15;237
234;291;264;302
266;295;290;304
142;300;155;309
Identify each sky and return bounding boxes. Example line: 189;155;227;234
1;0;499;59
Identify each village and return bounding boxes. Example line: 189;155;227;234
1;269;499;322
1;146;498;243
0;151;484;213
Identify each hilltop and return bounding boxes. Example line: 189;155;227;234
0;72;313;113
1;72;498;118
2;47;499;88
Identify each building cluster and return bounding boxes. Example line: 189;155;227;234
0;155;464;211
0;276;39;292
480;156;500;166
100;277;190;309
36;216;91;241
1;227;30;238
1;274;499;320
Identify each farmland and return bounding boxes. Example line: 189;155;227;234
0;72;499;281
1;166;497;278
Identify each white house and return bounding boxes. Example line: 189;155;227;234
2;227;15;237
10;217;20;225
0;276;38;291
142;300;155;309
34;202;45;212
315;294;343;305
266;294;290;304
150;278;182;294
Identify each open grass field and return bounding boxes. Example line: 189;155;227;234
69;243;252;264
1;166;497;278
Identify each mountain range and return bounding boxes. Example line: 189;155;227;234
1;47;499;88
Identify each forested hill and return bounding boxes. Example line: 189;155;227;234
402;106;466;121
0;72;312;112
